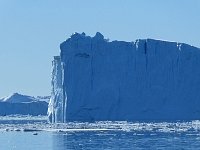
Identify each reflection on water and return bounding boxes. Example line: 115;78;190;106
52;131;200;150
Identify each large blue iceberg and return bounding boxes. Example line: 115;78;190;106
48;32;200;123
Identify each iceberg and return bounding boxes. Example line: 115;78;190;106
48;32;200;123
0;93;48;116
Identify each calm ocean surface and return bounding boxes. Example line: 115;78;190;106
1;116;200;149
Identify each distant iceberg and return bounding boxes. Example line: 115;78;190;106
48;32;200;123
0;93;49;116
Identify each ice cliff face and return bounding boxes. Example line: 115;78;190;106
48;56;64;123
48;32;200;123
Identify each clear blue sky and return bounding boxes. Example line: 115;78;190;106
0;0;200;97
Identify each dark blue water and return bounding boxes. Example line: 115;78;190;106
53;131;200;150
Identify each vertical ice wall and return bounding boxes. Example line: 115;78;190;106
48;56;64;123
49;32;200;123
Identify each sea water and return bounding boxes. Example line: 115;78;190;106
1;116;200;150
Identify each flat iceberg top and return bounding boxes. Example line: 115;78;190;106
61;32;199;52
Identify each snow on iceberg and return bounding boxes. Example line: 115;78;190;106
48;32;200;123
1;93;38;103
